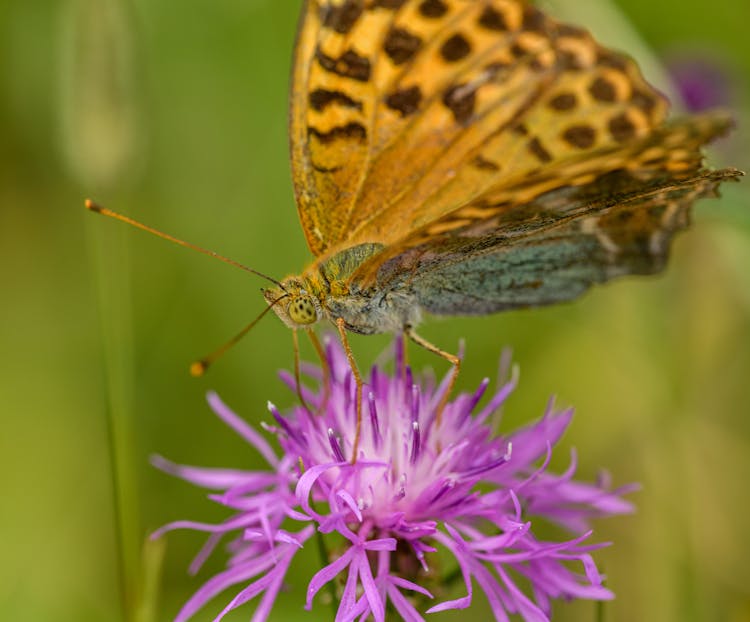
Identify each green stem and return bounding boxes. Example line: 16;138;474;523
88;218;140;622
442;566;464;588
135;537;166;622
314;528;339;618
596;599;606;622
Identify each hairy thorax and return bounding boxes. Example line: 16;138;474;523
263;243;421;334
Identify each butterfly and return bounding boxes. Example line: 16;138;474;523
249;0;741;443
88;0;741;458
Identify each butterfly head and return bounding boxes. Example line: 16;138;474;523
263;277;322;329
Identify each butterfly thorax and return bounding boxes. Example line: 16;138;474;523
264;243;421;335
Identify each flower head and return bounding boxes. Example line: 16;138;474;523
154;337;635;621
667;52;733;112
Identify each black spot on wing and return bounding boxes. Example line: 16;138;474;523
312;162;344;173
384;27;422;65
510;42;527;59
589;76;617;102
440;33;472;62
309;88;363;112
443;83;475;124
562;125;597;148
558;49;586;71
308;122;367;144
316;47;371;82
521;6;545;32
597;50;628;71
548;92;577;111
631;89;658;114
419;0;447;18
322;0;363;35
472;155;501;171
609;112;637;142
478;6;509;31
385;85;422;116
527;137;553;163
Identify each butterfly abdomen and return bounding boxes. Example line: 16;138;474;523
324;285;421;335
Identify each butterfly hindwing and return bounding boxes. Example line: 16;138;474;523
373;164;741;314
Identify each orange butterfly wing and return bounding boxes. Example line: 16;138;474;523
290;0;667;257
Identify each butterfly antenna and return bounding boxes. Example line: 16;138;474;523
190;296;288;376
85;199;285;289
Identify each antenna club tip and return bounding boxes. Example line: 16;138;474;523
85;199;103;213
190;361;208;377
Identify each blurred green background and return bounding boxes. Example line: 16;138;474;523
2;0;749;620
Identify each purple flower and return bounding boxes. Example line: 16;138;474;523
153;337;635;621
667;52;734;113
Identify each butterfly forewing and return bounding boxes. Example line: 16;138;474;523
290;0;670;257
291;0;392;256
344;3;671;245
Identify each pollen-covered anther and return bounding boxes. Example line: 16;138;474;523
410;420;421;465
368;391;382;448
328;427;346;462
394;472;407;501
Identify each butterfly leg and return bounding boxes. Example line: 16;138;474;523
336;317;363;463
401;332;409;382
292;329;313;415
306;329;331;414
404;326;461;427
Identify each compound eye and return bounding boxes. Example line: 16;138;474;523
288;296;317;325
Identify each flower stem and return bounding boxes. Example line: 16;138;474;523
89;220;141;621
64;0;144;613
314;529;339;618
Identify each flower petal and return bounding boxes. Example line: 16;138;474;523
306;546;355;610
207;392;278;467
151;455;259;490
426;529;475;614
358;549;385;622
504;408;573;471
174;550;277;622
337;549;362;621
387;583;427;622
296;461;346;518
